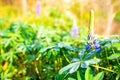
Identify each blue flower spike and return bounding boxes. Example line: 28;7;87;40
86;40;101;53
93;40;101;53
86;10;101;53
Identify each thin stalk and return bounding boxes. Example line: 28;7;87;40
90;65;120;74
63;53;70;63
89;10;94;34
88;10;94;40
62;50;70;63
35;61;41;79
63;72;69;80
105;48;110;65
58;57;62;70
94;56;99;72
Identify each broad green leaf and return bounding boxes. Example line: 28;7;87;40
69;62;80;73
84;59;101;65
107;53;120;60
77;71;82;80
93;72;104;80
81;62;88;68
71;58;80;63
81;59;100;68
85;67;93;80
59;62;80;74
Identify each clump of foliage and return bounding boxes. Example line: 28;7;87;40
0;10;120;80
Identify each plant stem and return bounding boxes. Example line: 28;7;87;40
89;10;94;36
35;62;41;79
105;48;110;65
62;50;70;63
90;10;94;32
63;72;69;80
88;10;94;40
90;65;120;74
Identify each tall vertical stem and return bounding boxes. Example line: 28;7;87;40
89;10;94;35
88;10;94;40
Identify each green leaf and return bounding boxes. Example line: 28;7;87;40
77;71;82;80
85;67;93;80
78;50;85;60
84;50;98;60
55;74;66;80
63;46;78;51
81;62;88;68
116;74;120;80
67;77;76;80
107;53;120;60
69;62;80;73
84;59;101;65
71;58;80;63
81;59;101;68
40;46;55;53
93;72;104;80
59;62;80;74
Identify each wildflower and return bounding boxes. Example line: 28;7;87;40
93;40;100;49
86;39;101;53
86;10;101;53
71;20;78;37
35;0;41;16
93;40;101;53
71;26;78;37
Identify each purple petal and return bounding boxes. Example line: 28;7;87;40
86;42;92;50
36;1;41;16
71;26;78;37
93;40;100;49
96;48;101;53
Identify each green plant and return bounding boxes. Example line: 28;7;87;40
0;9;120;80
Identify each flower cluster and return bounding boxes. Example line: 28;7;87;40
70;26;78;37
35;0;41;16
86;39;101;53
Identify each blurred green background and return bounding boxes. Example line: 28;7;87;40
0;0;120;80
0;0;120;35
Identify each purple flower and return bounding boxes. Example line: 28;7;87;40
86;40;101;53
96;48;101;53
93;40;101;53
93;40;100;49
86;42;92;50
71;26;78;37
35;0;41;16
